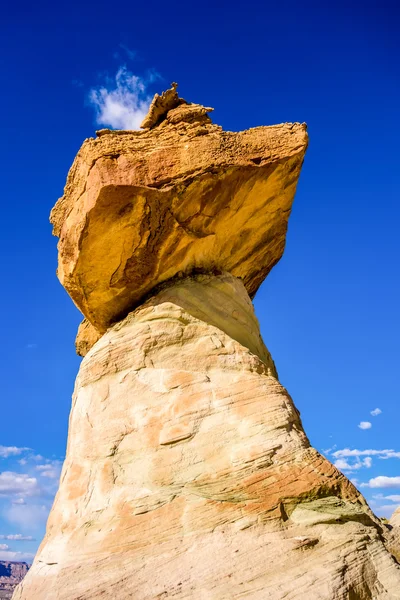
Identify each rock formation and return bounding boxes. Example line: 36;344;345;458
0;562;29;600
392;507;400;528
14;86;400;599
50;85;307;343
388;507;400;563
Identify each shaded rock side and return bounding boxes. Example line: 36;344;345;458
50;106;307;335
14;274;400;600
75;318;102;357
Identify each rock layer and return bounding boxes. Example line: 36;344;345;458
51;108;307;335
0;563;28;600
15;88;400;599
14;274;400;599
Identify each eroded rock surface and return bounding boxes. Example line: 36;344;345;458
14;275;400;599
392;507;400;527
75;318;102;357
51;102;307;335
388;507;400;562
15;87;400;599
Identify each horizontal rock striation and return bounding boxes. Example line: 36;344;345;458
14;274;400;599
51;103;307;339
15;86;400;599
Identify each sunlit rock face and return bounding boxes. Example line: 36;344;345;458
388;508;400;563
14;88;400;599
50;92;308;337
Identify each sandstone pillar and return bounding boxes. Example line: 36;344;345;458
14;86;400;599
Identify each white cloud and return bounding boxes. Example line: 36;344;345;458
5;503;50;529
322;444;337;455
35;461;62;480
361;476;400;489
358;421;372;430
333;448;400;460
0;534;35;541
0;549;35;562
29;454;44;462
371;408;382;416
373;503;400;519
89;66;153;130
12;498;26;505
0;543;10;550
334;456;372;472
372;494;400;503
335;458;361;471
3;504;50;530
0;472;41;497
0;446;29;458
383;495;400;502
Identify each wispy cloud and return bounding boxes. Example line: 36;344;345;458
371;503;400;518
372;494;400;503
0;472;41;497
35;461;62;480
322;444;337;455
334;457;372;472
358;421;372;430
383;494;400;502
0;549;35;562
371;408;382;416
88;66;154;130
361;476;400;489
119;43;137;61
0;533;35;540
29;454;44;462
333;448;400;459
5;502;50;529
0;445;64;559
0;446;30;458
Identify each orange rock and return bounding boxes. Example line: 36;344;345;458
50;99;307;334
75;318;101;357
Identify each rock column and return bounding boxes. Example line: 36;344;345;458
14;87;400;599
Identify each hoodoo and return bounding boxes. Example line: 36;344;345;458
14;85;400;599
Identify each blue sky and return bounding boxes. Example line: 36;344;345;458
1;0;399;562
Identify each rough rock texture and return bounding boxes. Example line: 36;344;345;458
14;275;400;599
51;105;307;336
75;318;102;357
392;507;400;527
0;563;28;600
387;507;400;562
15;89;400;599
140;82;182;129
